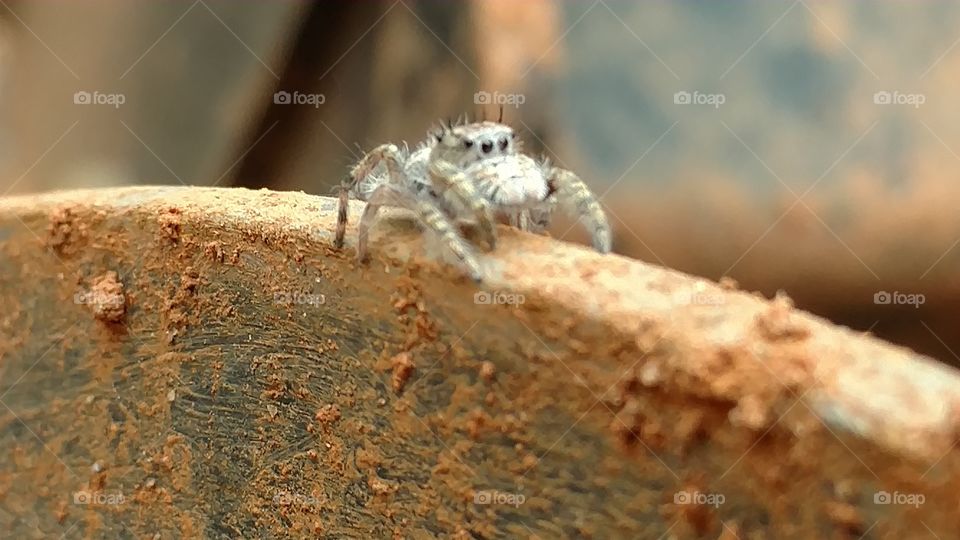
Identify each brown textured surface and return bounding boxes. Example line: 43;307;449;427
0;186;958;539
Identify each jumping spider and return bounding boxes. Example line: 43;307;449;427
334;117;612;282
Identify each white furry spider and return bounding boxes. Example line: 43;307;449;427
334;118;611;282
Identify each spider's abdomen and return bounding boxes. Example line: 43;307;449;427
467;154;548;208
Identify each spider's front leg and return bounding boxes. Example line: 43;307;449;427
428;158;498;251
358;184;484;282
546;166;613;253
334;143;405;249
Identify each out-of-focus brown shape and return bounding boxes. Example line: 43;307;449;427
0;0;301;195
234;1;482;192
470;0;563;90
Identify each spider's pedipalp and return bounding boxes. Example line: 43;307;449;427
428;158;498;250
417;198;485;283
466;154;547;209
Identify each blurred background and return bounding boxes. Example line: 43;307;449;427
1;0;959;365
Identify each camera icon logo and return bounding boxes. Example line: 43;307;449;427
873;91;892;105
474;91;492;105
873;291;892;305
874;491;891;504
73;91;92;105
673;91;691;105
273;91;292;105
474;291;492;304
473;490;492;504
673;490;691;504
73;490;91;504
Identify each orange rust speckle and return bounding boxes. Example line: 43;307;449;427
755;291;810;341
314;404;341;426
158;207;182;242
86;271;126;323
47;206;78;252
479;361;495;382
390;352;415;392
824;500;866;535
204;241;224;262
54;501;68;524
718;276;739;290
729;394;772;431
466;408;487;440
368;475;398;496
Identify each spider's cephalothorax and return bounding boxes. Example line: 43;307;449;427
333;118;611;282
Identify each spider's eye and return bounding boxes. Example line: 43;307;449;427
481;141;493;154
463;140;474;149
498;137;508;151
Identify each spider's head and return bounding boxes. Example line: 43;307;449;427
432;121;518;168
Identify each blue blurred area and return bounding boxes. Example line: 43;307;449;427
556;1;960;194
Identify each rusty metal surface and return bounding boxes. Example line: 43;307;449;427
0;186;957;538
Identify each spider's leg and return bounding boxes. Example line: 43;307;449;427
359;184;484;283
518;199;556;236
357;184;403;263
509;211;528;230
335;179;351;248
546;166;612;253
428;159;497;251
508;210;546;235
335;144;405;249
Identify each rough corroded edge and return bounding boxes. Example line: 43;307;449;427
3;185;958;467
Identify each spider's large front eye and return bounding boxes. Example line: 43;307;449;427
463;140;474;149
498;137;508;151
481;141;493;154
